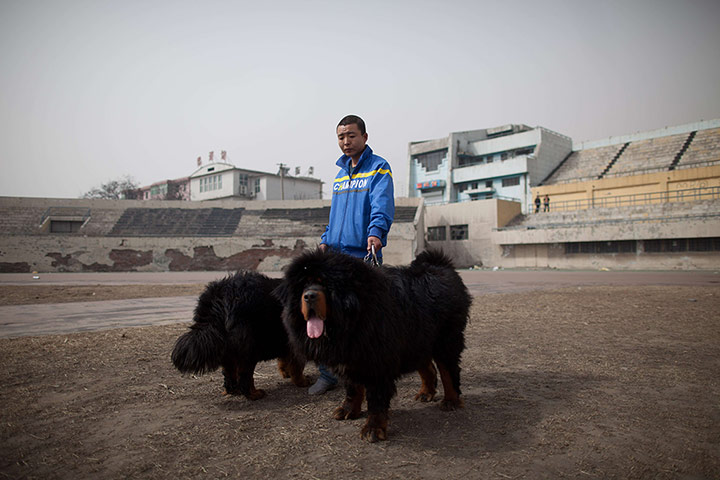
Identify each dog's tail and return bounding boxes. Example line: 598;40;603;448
412;249;456;269
171;324;226;375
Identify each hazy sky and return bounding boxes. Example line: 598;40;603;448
1;0;718;199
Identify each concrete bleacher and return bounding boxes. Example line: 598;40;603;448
605;132;689;177
0;205;47;235
544;144;624;184
502;199;719;231
237;205;418;238
261;207;331;224
675;127;720;169
109;208;245;236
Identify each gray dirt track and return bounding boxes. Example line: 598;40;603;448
0;269;718;338
2;269;719;479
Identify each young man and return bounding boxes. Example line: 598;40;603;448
309;114;395;395
319;115;394;259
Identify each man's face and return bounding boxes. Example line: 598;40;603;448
337;123;368;163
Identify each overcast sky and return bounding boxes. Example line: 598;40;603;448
1;0;718;199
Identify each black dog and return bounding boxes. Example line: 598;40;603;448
171;271;308;400
275;249;471;442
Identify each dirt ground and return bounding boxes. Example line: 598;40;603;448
1;284;719;479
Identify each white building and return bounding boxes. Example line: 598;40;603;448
190;162;323;201
408;124;571;212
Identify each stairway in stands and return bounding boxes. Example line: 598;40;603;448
668;131;697;171
598;142;630;179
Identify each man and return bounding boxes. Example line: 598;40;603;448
309;114;395;395
319;115;394;259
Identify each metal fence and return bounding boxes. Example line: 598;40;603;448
531;186;720;213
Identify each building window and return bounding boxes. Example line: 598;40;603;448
502;176;520;187
427;226;446;241
689;237;719;251
643;238;720;253
50;220;83;233
645;239;686;253
516;147;534;156
565;241;637;254
485;180;493;188
255;178;261;194
414;150;447;172
238;174;248;194
450;224;468;240
501;152;509;160
200;174;222;193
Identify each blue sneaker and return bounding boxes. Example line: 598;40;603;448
308;377;337;395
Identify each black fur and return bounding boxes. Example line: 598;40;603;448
171;271;307;399
275;249;472;441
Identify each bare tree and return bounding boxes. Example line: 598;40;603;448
82;176;139;200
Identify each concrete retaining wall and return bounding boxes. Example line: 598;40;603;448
0;197;422;273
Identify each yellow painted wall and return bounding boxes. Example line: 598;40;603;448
534;165;720;209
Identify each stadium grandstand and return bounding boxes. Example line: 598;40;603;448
491;119;720;269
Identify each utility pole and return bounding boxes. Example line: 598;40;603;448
277;163;287;200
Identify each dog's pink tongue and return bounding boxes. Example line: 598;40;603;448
306;317;324;339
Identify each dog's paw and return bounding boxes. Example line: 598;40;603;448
333;404;361;420
292;375;311;387
360;425;387;443
440;397;464;411
247;389;267;401
414;391;436;402
360;412;389;442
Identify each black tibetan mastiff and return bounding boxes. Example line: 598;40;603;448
275;249;472;442
171;271;308;400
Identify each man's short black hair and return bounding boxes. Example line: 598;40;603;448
337;115;366;135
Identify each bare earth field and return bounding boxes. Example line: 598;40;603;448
1;284;719;479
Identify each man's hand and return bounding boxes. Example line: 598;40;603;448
319;243;328;252
367;236;382;253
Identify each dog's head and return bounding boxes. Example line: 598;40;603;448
274;249;372;341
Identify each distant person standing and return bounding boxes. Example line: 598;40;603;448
543;194;550;212
534;194;541;213
310;114;395;395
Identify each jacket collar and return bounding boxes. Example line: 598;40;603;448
336;145;373;173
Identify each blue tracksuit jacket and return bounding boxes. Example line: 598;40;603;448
321;145;394;258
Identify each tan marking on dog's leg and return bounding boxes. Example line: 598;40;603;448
284;355;309;387
437;362;463;411
414;362;438;402
333;384;365;420
246;375;266;401
277;357;291;378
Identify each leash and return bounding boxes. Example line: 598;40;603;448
364;244;380;267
